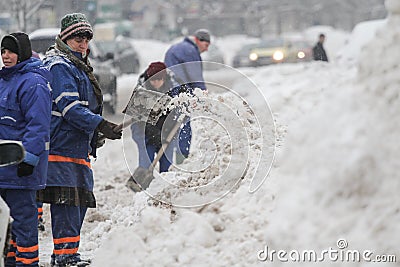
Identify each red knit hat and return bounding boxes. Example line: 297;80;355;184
146;61;167;80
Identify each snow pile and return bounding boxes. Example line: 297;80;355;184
262;2;400;266
336;19;387;64
88;7;400;266
148;87;273;207
91;79;276;266
94;207;218;267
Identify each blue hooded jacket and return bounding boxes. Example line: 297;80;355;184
43;49;103;191
0;57;52;190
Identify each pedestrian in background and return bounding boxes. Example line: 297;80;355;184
164;29;210;163
0;32;52;267
36;13;121;267
312;33;328;62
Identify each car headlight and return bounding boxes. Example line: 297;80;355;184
297;51;305;59
273;50;284;61
249;52;258;61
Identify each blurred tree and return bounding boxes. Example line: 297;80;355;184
10;0;47;32
163;0;386;37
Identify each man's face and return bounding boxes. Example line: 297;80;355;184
1;49;18;67
195;38;210;53
66;35;91;54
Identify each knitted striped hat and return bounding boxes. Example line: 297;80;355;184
59;13;93;41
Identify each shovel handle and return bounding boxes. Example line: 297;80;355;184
114;117;136;132
98;117;136;143
150;118;184;170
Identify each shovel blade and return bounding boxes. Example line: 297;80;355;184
123;85;172;125
125;166;155;192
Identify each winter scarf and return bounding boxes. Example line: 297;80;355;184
49;36;103;105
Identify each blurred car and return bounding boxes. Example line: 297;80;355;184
95;35;140;74
287;39;313;63
233;38;313;67
201;44;225;70
232;43;260;68
29;28;118;114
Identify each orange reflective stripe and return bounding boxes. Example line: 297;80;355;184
10;240;16;246
7;251;16;257
48;155;91;168
16;256;39;265
53;248;79;255
53;236;80;244
17;244;39;253
38;207;43;213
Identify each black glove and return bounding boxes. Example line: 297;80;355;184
97;119;122;140
96;132;106;148
17;162;34;177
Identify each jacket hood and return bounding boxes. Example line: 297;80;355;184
0;57;52;83
1;32;32;63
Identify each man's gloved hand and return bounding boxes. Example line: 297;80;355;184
17;162;34;177
97;119;122;140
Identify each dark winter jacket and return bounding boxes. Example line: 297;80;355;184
164;37;207;156
42;48;103;192
164;37;206;91
312;42;328;62
0;57;52;190
131;71;184;148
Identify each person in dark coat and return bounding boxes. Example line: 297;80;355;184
130;62;185;173
164;29;210;163
0;32;52;267
36;13;122;267
312;33;328;62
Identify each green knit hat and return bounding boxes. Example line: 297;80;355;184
59;13;93;41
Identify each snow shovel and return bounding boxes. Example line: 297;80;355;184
126;119;183;192
122;83;172;125
98;84;172;143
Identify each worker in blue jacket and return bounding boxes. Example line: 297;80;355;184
0;32;52;267
36;13;122;267
164;29;210;163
